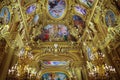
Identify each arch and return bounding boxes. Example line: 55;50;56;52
33;52;81;62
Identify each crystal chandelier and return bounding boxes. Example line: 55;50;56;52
87;49;117;80
7;45;37;80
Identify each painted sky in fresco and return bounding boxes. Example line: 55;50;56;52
48;0;66;18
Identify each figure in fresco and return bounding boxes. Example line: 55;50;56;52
3;9;9;24
53;24;59;39
49;0;60;9
33;24;78;42
48;0;66;18
44;29;49;41
0;7;10;24
34;24;69;42
42;72;69;80
43;61;68;66
105;10;116;27
73;15;85;35
26;5;36;14
74;5;86;15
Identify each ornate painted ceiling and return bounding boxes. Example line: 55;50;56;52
0;0;120;79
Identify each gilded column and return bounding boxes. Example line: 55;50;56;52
0;47;14;80
75;67;82;80
81;66;88;80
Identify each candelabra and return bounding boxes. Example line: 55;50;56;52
87;50;116;80
7;45;37;80
88;64;116;79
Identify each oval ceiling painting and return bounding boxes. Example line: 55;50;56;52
105;10;116;27
0;7;10;24
48;0;66;19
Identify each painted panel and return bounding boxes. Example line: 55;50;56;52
34;24;78;42
74;5;86;15
34;24;69;41
26;5;36;14
48;0;66;18
73;15;85;35
42;72;68;80
0;7;10;24
43;61;68;66
105;10;116;27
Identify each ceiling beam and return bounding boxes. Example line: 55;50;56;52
17;0;29;40
81;0;99;40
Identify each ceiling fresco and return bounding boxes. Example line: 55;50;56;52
0;0;120;80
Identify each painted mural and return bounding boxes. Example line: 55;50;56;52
41;72;69;80
79;0;94;7
105;10;116;27
0;7;10;24
74;5;86;15
48;0;66;18
26;7;40;28
26;5;36;14
73;15;85;35
34;24;69;41
43;61;68;66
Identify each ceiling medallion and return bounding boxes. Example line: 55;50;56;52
47;0;67;20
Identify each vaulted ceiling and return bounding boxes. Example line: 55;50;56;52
0;0;120;79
